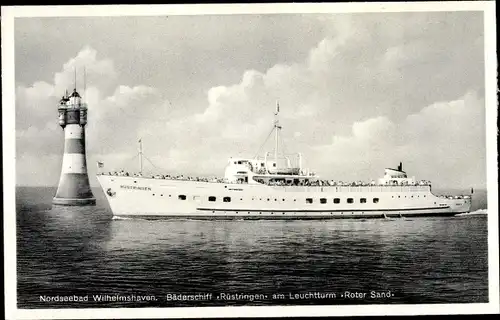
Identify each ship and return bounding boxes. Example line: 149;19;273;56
96;103;472;219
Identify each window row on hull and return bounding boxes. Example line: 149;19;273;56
312;197;379;204
172;195;381;204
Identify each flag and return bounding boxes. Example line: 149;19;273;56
97;161;104;168
138;139;142;143
276;101;280;113
471;187;474;194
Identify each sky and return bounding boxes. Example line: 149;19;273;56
14;10;488;189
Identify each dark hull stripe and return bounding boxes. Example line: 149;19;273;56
113;211;460;220
54;173;94;199
64;138;85;154
196;206;450;213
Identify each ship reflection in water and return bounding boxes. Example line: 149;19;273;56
16;187;488;308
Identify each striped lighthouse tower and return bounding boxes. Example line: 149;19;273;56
53;87;96;206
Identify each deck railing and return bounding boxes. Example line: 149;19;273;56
98;171;432;189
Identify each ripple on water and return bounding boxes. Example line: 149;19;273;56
15;187;489;308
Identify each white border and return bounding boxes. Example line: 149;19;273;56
3;4;17;320
2;2;498;319
2;1;497;16
484;0;500;316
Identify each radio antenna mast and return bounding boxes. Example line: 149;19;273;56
83;66;86;103
274;100;281;167
138;138;143;175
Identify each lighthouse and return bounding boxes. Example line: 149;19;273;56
53;88;96;206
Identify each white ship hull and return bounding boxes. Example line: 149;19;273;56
97;175;471;219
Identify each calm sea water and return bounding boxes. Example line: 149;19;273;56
16;186;488;309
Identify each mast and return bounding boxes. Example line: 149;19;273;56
274;100;281;168
138;138;143;174
298;152;302;173
83;66;86;104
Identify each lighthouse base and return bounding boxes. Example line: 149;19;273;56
52;197;96;206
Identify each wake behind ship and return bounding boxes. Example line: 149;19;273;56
97;104;471;219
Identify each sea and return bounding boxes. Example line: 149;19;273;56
15;186;489;309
